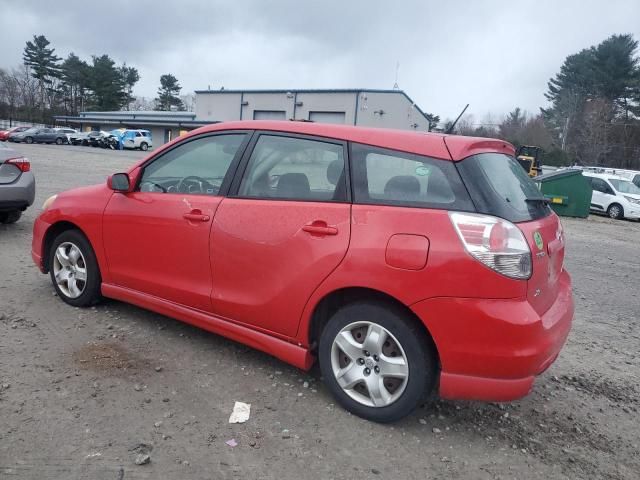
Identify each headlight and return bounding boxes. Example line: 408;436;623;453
623;196;640;205
42;194;58;211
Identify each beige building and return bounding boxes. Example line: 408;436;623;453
195;88;431;131
56;88;431;148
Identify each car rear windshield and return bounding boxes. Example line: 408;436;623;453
456;152;551;223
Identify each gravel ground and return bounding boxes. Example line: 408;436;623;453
1;143;639;479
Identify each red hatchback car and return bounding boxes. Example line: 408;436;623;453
32;121;573;422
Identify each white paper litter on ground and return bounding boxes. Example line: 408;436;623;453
228;401;251;424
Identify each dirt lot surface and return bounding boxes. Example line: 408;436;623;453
1;143;639;479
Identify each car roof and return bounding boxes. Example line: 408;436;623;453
583;172;629;181
182;121;515;161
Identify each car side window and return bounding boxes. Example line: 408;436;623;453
138;134;246;195
350;142;474;210
238;135;346;201
591;178;612;194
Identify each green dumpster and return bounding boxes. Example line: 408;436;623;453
534;169;592;218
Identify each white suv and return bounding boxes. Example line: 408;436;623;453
122;130;152;151
583;172;640;220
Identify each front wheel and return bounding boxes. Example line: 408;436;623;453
55;137;63;145
48;230;102;307
140;142;148;151
607;203;624;220
25;136;33;144
318;301;437;423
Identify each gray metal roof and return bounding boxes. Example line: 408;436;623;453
77;111;196;120
53;113;214;128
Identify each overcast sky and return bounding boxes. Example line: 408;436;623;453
1;0;639;120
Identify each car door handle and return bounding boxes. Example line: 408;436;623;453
302;221;338;236
183;210;210;222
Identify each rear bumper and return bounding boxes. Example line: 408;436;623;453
411;270;574;402
0;172;35;211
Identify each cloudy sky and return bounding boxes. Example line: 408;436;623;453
1;0;639;120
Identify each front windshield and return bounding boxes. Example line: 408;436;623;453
609;179;640;195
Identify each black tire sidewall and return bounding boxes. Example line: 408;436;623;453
25;137;33;144
140;143;148;151
0;210;21;224
319;301;437;423
48;230;102;307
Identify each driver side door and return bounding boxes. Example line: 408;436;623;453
102;132;250;311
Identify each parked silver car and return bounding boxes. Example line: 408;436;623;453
0;143;35;223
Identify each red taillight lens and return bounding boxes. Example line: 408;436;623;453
449;212;532;280
6;157;30;172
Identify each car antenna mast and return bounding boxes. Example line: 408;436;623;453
446;104;469;134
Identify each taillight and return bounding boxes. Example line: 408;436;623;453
6;157;30;172
449;212;532;280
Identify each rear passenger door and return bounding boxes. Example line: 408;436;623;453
210;133;351;337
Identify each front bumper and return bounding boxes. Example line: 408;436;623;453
0;172;35;211
624;204;640;219
31;214;51;273
411;270;574;402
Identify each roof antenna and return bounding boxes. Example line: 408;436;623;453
446;104;469;134
393;62;400;90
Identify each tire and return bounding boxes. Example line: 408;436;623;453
55;137;63;145
318;301;437;423
607;203;624;220
25;136;33;144
48;229;102;307
140;142;148;151
0;210;22;224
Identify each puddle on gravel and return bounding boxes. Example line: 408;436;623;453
72;342;149;376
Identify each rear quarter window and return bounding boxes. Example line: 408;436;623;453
350;143;474;211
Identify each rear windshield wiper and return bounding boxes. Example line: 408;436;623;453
524;196;550;204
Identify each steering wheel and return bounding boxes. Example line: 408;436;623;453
176;175;209;193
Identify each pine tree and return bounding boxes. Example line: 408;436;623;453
119;64;140;110
155;74;184;111
87;54;128;111
60;53;90;115
22;34;61;120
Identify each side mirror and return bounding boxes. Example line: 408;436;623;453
108;173;131;192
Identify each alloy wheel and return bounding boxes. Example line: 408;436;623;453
52;242;88;298
330;321;409;407
608;205;621;219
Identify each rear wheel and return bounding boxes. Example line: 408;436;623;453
140;142;148;151
607;203;624;219
25;136;33;144
55;137;63;145
0;210;22;224
318;301;437;423
48;230;102;307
